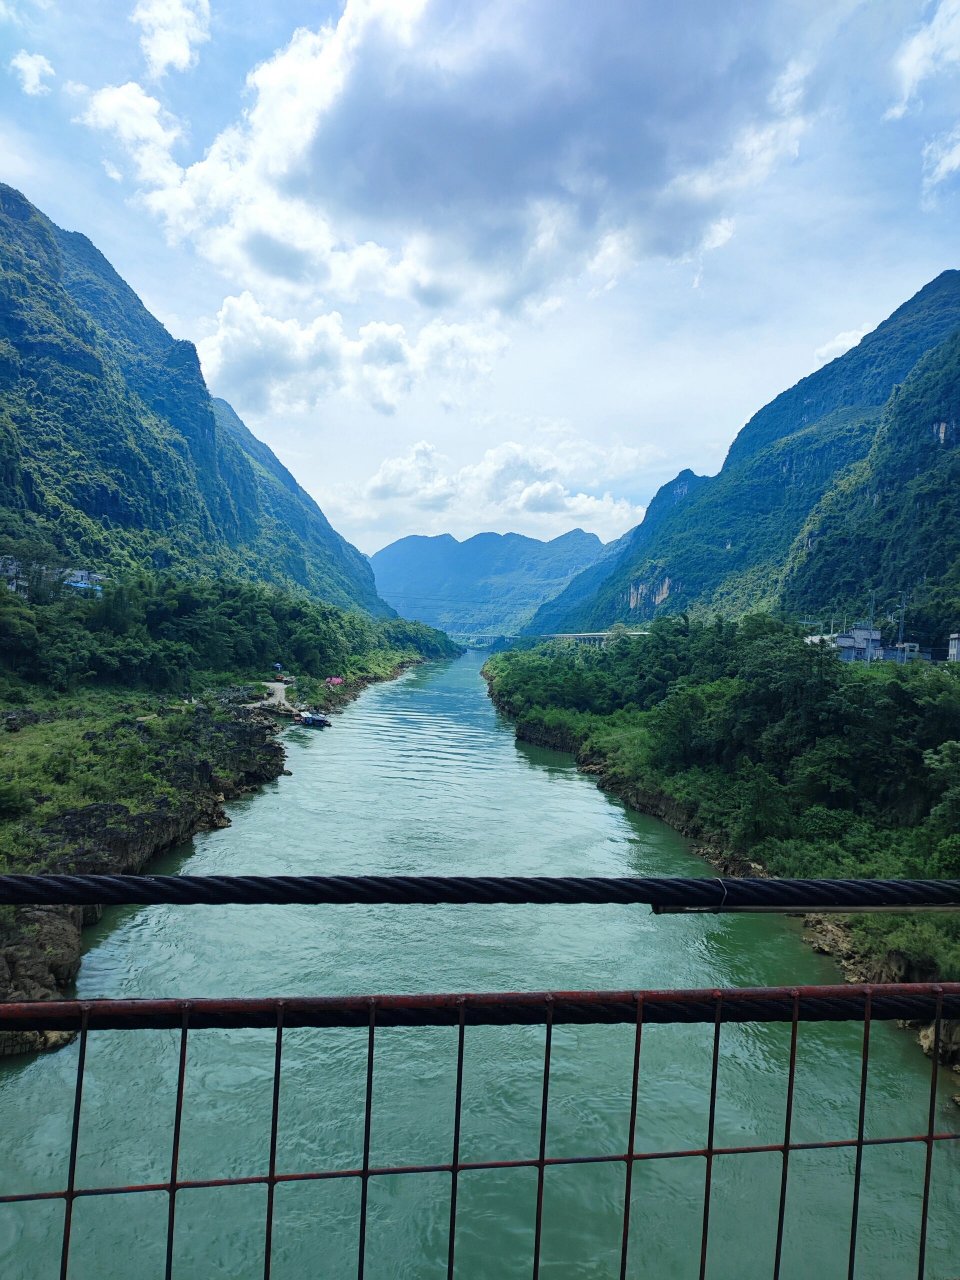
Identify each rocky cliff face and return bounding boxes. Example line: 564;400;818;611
0;705;285;1055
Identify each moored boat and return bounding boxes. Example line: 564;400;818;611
296;710;332;728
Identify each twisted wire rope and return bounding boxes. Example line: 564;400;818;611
1;873;959;911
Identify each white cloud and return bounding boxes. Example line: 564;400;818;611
0;0;47;21
131;0;211;79
355;436;652;544
923;124;960;190
197;291;506;415
669;116;807;206
76;0;817;317
78;81;182;187
365;441;456;508
9;49;54;95
814;323;870;364
887;0;960;118
586;230;635;294
701;218;736;253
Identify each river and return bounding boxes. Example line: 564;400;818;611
0;652;956;1278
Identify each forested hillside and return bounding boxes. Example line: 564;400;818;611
487;619;960;980
783;328;960;642
525;470;709;632
372;528;606;634
0;184;387;615
527;272;960;635
0;571;457;700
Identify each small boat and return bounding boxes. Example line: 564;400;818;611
297;711;332;728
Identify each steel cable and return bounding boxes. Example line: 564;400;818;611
1;873;959;912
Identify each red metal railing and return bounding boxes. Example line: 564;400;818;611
2;878;959;1276
1;983;958;1280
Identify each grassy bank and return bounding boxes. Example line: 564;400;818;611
0;573;459;1041
485;616;960;983
0;575;458;874
1;692;272;874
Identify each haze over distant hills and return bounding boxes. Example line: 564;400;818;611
371;529;606;635
525;271;960;643
0;184;389;616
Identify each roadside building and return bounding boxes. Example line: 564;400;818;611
62;569;104;595
2;558;105;596
950;633;960;662
833;624;882;662
879;642;931;663
805;625;931;663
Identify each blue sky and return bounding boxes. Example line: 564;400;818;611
2;1;960;552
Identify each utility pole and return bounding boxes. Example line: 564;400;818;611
897;592;906;663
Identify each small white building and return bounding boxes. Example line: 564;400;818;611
949;633;960;663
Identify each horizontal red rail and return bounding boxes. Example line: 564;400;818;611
1;981;958;1030
4;1130;960;1209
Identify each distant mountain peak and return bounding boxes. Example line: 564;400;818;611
371;528;608;633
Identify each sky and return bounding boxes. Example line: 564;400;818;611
2;1;960;554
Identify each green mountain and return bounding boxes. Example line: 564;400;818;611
526;271;960;634
526;471;708;633
0;183;388;615
782;327;960;642
371;528;606;635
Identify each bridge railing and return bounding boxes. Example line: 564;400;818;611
1;876;959;1279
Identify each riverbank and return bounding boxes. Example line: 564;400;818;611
0;654;439;1056
2;648;955;1279
0;697;284;1054
484;669;960;1076
287;656;424;714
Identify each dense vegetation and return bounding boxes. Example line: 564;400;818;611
0;183;464;910
784;329;960;643
0;696;265;873
0;570;457;700
0;570;458;883
526;271;960;639
0;183;386;614
372;528;606;635
487;617;960;978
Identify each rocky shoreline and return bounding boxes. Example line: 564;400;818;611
0;702;285;1056
0;660;424;1058
489;683;960;1081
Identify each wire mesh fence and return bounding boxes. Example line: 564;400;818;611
1;983;958;1280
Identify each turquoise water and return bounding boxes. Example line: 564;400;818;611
0;651;956;1278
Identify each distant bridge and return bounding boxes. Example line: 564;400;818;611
447;630;650;648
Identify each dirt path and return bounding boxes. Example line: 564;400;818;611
261;681;292;708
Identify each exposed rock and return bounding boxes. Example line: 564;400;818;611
919;1018;960;1067
0;704;285;1056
